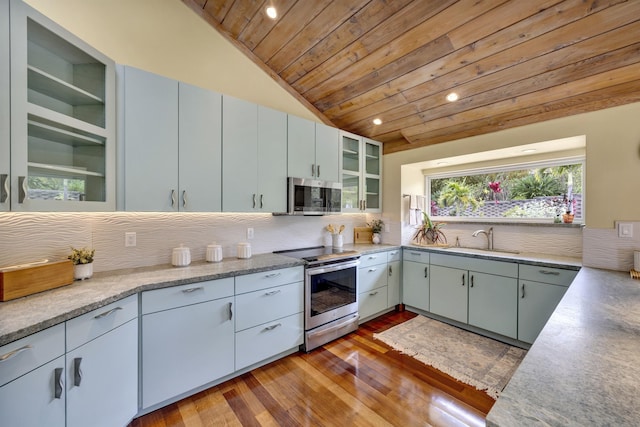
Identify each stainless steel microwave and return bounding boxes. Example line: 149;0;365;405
287;177;341;215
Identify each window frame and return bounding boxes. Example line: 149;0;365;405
425;156;585;224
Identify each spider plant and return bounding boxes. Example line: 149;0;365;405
413;212;447;245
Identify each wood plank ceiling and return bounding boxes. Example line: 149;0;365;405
183;0;640;154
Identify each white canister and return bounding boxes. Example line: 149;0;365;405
332;233;343;248
206;244;223;262
237;242;251;259
634;250;640;271
172;244;191;267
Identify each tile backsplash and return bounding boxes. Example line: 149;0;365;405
583;221;640;271
0;212;367;273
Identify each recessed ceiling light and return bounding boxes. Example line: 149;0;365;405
266;6;277;19
446;92;459;102
372;118;382;125
522;148;537;153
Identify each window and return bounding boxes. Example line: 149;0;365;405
427;158;584;222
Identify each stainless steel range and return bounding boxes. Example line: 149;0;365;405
274;246;360;351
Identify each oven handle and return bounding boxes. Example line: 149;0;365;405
310;314;359;337
306;259;360;275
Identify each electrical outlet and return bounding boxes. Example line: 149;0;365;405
247;228;254;240
125;232;136;247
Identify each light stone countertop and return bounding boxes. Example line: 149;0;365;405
487;267;640;426
0;253;304;346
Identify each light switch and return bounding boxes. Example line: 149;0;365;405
618;223;633;238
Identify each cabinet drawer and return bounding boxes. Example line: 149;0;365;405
235;282;304;331
359;252;387;268
387;249;401;262
359;286;388;320
431;253;518;278
235;312;303;370
0;323;65;387
403;249;429;264
519;264;578;286
235;266;304;294
359;264;387;293
142;277;234;314
66;294;138;352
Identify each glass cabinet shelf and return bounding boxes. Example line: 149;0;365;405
28;162;104;178
28;118;105;147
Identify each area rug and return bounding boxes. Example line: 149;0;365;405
373;315;527;399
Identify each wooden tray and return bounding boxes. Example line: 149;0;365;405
0;259;74;301
354;227;373;244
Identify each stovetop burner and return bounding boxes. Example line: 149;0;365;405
274;246;359;265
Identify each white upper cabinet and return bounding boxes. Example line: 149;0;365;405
8;0;116;211
287;115;339;182
0;0;9;212
340;130;382;212
118;65;222;212
222;96;287;212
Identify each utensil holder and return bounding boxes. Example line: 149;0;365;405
332;234;343;248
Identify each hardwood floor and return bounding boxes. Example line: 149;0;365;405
130;310;494;427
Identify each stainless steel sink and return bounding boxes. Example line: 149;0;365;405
443;247;520;255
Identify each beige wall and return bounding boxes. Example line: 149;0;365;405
24;0;318;122
384;102;640;229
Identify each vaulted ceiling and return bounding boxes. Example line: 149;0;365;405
182;0;640;154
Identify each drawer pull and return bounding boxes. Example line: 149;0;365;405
0;344;32;362
368;255;377;259
73;357;83;387
369;291;378;296
264;289;281;296
368;268;377;272
264;272;281;278
54;367;64;399
410;251;421;256
228;302;233;321
539;270;561;276
181;287;203;294
262;323;282;332
94;306;123;319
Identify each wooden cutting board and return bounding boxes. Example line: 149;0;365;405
354;227;373;244
0;259;74;301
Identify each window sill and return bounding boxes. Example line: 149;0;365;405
430;218;584;228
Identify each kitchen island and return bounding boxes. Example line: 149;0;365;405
487;267;640;426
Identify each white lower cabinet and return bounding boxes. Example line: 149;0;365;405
387;250;402;307
65;294;138;427
358;251;389;320
141;278;235;409
235;267;304;370
0;324;66;427
402;249;430;311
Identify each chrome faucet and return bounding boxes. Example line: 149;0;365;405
472;227;494;250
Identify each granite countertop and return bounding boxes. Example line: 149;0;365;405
487;267;640;426
404;243;582;269
0;253;304;346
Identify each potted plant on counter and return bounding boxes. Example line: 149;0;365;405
413;212;447;246
368;219;384;244
69;247;95;280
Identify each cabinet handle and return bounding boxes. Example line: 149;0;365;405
182;190;187;208
521;283;526;299
228;302;233;321
363;199;366;210
181;287;203;294
369;291;378;296
311;164;316;177
470;275;474;287
18;176;27;203
317;165;320;177
170;189;176;208
0;174;7;203
264;289;281;296
54;367;64;399
0;344;32;362
410;251;421;256
388;265;392;276
461;274;465;286
94;306;123;319
260;194;264;209
539;270;560;276
265;272;281;278
368;268;377;272
252;193;256;208
73;357;83;387
424;266;428;278
368;255;377;260
262;323;282;332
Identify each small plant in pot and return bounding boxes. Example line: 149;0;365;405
368;219;384;244
413;212;447;246
68;247;95;280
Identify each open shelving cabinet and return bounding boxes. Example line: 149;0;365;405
8;0;115;211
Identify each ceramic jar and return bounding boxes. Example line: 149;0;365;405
237;242;251;259
172;244;191;267
206;244;223;262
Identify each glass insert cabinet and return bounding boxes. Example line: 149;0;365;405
5;0;115;211
340;130;382;213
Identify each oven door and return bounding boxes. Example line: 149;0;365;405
305;260;359;330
